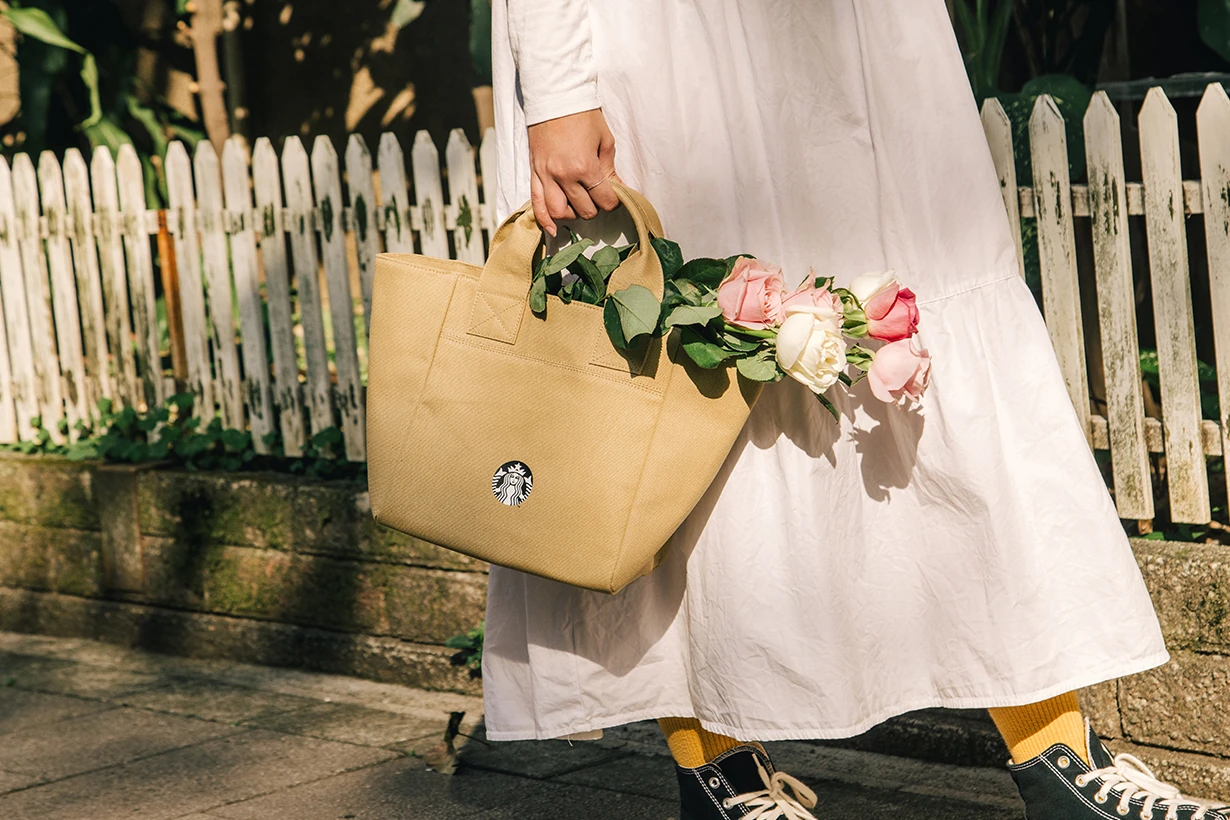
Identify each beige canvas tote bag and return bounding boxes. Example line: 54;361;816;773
366;183;760;593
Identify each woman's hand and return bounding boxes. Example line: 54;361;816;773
528;109;620;236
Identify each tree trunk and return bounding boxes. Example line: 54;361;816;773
189;0;230;151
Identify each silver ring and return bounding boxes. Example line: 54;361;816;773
584;170;616;191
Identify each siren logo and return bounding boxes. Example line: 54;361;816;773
492;461;533;507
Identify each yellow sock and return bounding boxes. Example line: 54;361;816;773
658;717;743;768
988;691;1088;765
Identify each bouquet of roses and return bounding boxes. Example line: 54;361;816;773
530;233;931;418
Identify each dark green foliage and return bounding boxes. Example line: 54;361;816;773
1;395;364;481
446;621;484;677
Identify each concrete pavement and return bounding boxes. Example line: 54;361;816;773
0;632;1024;819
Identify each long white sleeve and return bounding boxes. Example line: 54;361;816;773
506;0;602;125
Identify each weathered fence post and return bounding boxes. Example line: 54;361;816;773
1140;88;1210;524
1084;91;1152;522
1029;95;1091;445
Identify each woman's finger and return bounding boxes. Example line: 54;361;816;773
562;179;600;220
586;170;620;212
530;169;555;237
542;175;578;225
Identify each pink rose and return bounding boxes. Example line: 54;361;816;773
868;337;931;405
849;271;920;341
717;257;785;330
782;277;844;317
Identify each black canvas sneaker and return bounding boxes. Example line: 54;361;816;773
1009;719;1229;820
676;743;819;820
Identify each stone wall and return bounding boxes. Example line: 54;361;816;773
0;454;487;695
2;453;1230;793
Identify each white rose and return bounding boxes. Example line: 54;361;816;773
848;270;898;304
774;306;847;394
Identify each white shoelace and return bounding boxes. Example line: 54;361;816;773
720;757;819;820
1075;752;1228;820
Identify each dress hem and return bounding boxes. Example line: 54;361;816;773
482;648;1170;742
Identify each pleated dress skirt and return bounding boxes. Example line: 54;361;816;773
480;0;1168;741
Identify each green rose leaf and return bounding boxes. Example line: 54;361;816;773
651;237;684;278
665;303;723;329
817;392;840;421
720;332;761;352
543;238;594;277
615;243;636;262
676;257;728;291
603;299;629;350
572;254;606;303
592;245;621;280
529;274;548;314
609;284;661;345
674;279;704;304
735;351;780;382
680;328;730;369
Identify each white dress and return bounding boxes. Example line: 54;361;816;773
482;0;1169;742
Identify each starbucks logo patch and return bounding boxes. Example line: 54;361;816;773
492;461;533;507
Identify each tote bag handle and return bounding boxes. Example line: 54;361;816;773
467;182;666;345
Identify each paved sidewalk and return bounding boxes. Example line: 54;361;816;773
0;632;1024;819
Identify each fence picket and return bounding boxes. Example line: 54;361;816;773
91;148;140;407
446;129;485;264
222;137;274;454
63;149;113;408
38;152;88;433
165;141;215;415
0;156;36;439
1083;92;1152;521
377;133;413;253
1140;88;1210;524
479;128;497;235
412;130;448;258
980;99;1025;279
1029;95;1091;444
13;155;64;441
194;142;245;428
345;135;380;333
253;138;306;456
116;145;163;410
282;136;334;438
0;265;13;442
1199;84;1230;520
312;137;366;460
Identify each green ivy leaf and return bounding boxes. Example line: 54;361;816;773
680;328;730;369
608;285;660;345
664;303;723;329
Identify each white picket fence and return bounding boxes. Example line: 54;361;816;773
0;85;1225;525
981;84;1230;526
0;128;498;461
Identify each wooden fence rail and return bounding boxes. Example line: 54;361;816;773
0;85;1227;526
